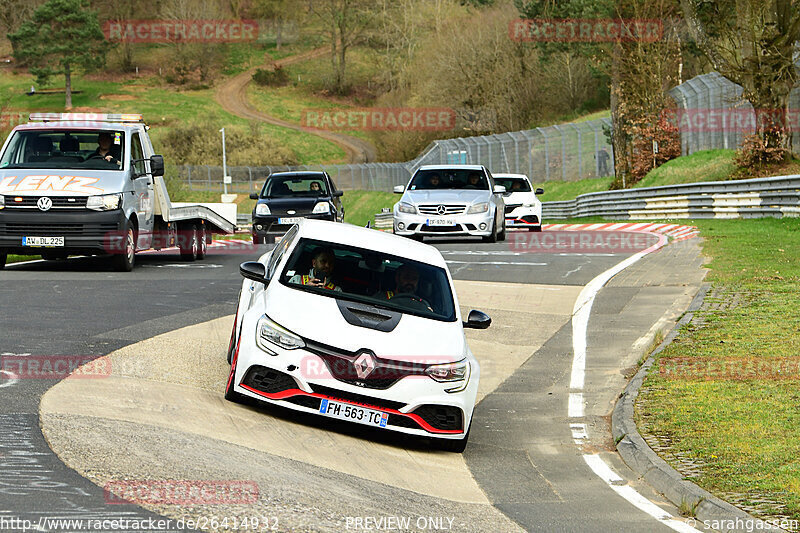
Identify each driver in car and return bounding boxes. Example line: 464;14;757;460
380;264;433;312
91;132;121;165
289;248;342;291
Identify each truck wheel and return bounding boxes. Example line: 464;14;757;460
180;224;198;261
0;251;6;270
196;224;207;260
113;224;136;272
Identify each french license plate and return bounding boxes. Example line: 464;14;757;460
278;217;303;225
319;399;389;428
22;236;64;247
426;219;456;226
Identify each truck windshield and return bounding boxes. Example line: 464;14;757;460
0;130;125;171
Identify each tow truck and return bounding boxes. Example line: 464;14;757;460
0;113;236;271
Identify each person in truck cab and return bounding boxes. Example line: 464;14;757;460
289;248;342;292
91;132;121;165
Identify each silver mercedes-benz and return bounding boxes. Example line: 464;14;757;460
392;165;506;242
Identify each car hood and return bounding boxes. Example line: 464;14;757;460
0;170;126;197
503;191;539;205
263;282;467;363
402;190;490;205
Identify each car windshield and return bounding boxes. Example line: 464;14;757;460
0;130;125;170
263;175;329;197
407;169;488;191
494;177;531;192
280;238;456;322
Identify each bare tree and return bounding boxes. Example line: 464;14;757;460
309;0;373;94
681;0;800;151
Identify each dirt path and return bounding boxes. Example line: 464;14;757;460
214;46;377;164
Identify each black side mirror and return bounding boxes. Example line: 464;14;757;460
240;261;268;284
535;188;544;195
332;190;343;197
150;155;165;177
463;309;491;329
249;193;259;200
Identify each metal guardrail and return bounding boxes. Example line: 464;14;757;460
542;175;800;220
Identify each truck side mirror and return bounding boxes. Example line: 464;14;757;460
150;155;165;177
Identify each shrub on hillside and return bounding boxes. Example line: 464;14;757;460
734;131;787;171
626;114;681;184
252;66;289;87
159;122;297;166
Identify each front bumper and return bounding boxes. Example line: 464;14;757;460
504;206;542;227
252;213;336;239
0;208;127;254
392;210;495;237
230;323;479;440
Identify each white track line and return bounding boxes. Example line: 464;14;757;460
0;370;19;389
569;232;702;533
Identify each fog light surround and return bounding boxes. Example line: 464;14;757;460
479;223;487;230
397;222;405;230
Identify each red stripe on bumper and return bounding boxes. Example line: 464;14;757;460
239;384;463;435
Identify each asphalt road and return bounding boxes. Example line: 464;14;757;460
0;233;704;532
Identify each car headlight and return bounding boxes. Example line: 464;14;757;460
397;202;416;214
467;202;489;214
312;202;331;214
86;193;121;211
425;359;469;392
256;315;305;354
255;203;271;216
0;195;4;209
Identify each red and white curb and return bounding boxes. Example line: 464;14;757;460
539;223;699;241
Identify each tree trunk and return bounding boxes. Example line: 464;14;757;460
609;44;629;187
65;62;72;110
276;19;283;50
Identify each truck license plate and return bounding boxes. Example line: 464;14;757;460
22;236;64;247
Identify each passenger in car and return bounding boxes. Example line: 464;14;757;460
310;181;322;192
465;173;484;189
289;247;342;292
427;174;441;189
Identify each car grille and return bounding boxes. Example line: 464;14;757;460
413;404;463;431
417;204;466;215
0;222;118;236
242;366;298;394
305;340;428;390
504;204;522;214
3;196;88;209
419;224;464;233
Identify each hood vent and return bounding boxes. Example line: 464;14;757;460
336;300;401;332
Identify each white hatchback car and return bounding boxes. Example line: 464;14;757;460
225;219;492;452
493;173;544;232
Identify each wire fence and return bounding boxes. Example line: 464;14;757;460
177;116;616;193
668;71;800;156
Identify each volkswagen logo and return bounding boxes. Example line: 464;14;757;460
436;204;447;215
353;351;377;380
37;197;53;212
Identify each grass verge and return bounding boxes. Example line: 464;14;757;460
636;217;800;525
342;190;397;227
536;177;615;202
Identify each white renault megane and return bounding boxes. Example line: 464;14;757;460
225;219;491;452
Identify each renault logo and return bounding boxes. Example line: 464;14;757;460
436;205;446;215
37;197;52;211
353;351;376;380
